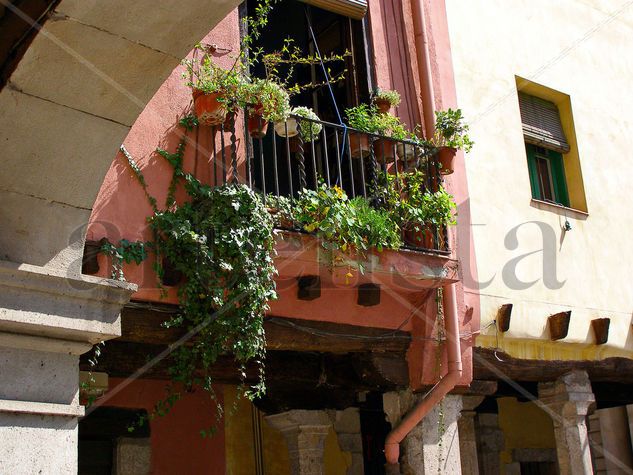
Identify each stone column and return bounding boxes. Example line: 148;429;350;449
265;409;331;475
384;391;463;474
538;370;596;475
329;408;364;475
476;413;504;475
458;396;484;475
0;261;134;474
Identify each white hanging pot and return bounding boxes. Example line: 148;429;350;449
274;117;298;138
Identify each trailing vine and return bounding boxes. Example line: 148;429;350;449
102;117;277;433
435;287;446;472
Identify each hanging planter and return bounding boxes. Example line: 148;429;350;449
248;105;269;139
373;137;397;163
437;146;457;175
192;89;227;126
349;133;371;159
372;88;401;115
274;117;298;138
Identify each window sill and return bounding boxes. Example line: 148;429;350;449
530;199;588;219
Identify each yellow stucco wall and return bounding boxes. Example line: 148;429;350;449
445;0;633;360
497;397;556;472
224;386;351;474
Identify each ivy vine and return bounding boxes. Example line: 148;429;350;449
101;117;277;434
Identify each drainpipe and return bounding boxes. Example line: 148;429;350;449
384;0;462;471
384;284;462;470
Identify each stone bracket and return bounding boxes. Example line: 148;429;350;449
0;399;85;417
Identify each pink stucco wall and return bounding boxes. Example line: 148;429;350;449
98;379;226;474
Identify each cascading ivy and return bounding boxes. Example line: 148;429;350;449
104;117;277;434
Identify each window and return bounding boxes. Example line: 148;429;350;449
518;92;570;207
526;144;569;207
515;78;587;212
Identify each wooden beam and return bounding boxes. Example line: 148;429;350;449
474;347;633;384
119;304;411;354
548;311;571;340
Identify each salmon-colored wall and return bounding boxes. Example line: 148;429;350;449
87;3;477;389
101;378;226;474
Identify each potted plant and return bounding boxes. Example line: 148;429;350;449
345;104;374;158
243;79;291;138
183;54;245;127
372;113;407;163
432;108;474;175
372;88;401;114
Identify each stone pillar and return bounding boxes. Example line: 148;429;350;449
0;261;134;474
329;408;364;475
476;413;504;475
265;409;331;475
538;370;596;475
384;391;463;474
458;396;483;475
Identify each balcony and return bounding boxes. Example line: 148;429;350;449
209;111;450;254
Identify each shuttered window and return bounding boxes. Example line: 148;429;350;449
518;93;570;153
298;0;367;19
526;144;570;207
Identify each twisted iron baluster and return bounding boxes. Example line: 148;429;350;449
296;122;306;190
367;137;379;207
230;112;238;184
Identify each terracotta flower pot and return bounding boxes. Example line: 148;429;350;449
375;98;391;114
193;89;227;126
438;146;457;175
349;133;371;158
404;226;434;249
248;105;268;139
373;137;397;163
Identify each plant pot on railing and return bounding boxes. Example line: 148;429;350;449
437;146;457;175
248;105;269;139
373;137;397;163
193;89;227;126
403;225;434;249
375;99;391;114
350;133;371;159
274;117;298;139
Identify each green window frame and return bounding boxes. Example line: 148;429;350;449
526;143;570;207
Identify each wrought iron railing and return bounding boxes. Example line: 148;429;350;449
209;112;449;254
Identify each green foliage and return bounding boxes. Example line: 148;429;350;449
183;54;247;102
292;182;402;259
375;171;457;232
113;121;277;432
263;38;350;96
433;108;474;152
243;79;291;122
151;182;277;403
101;239;150;281
344;105;411;140
373;88;401;107
292;106;322;142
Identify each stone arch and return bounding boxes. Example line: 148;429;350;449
0;0;241;273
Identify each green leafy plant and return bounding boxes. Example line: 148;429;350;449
107;122;278;434
373;88;401;107
293;182;402;261
183;53;247;104
345;105;410;140
101;239;150;281
292;106;322;142
243;79;291;122
433;108;474;152
263;38;350;96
